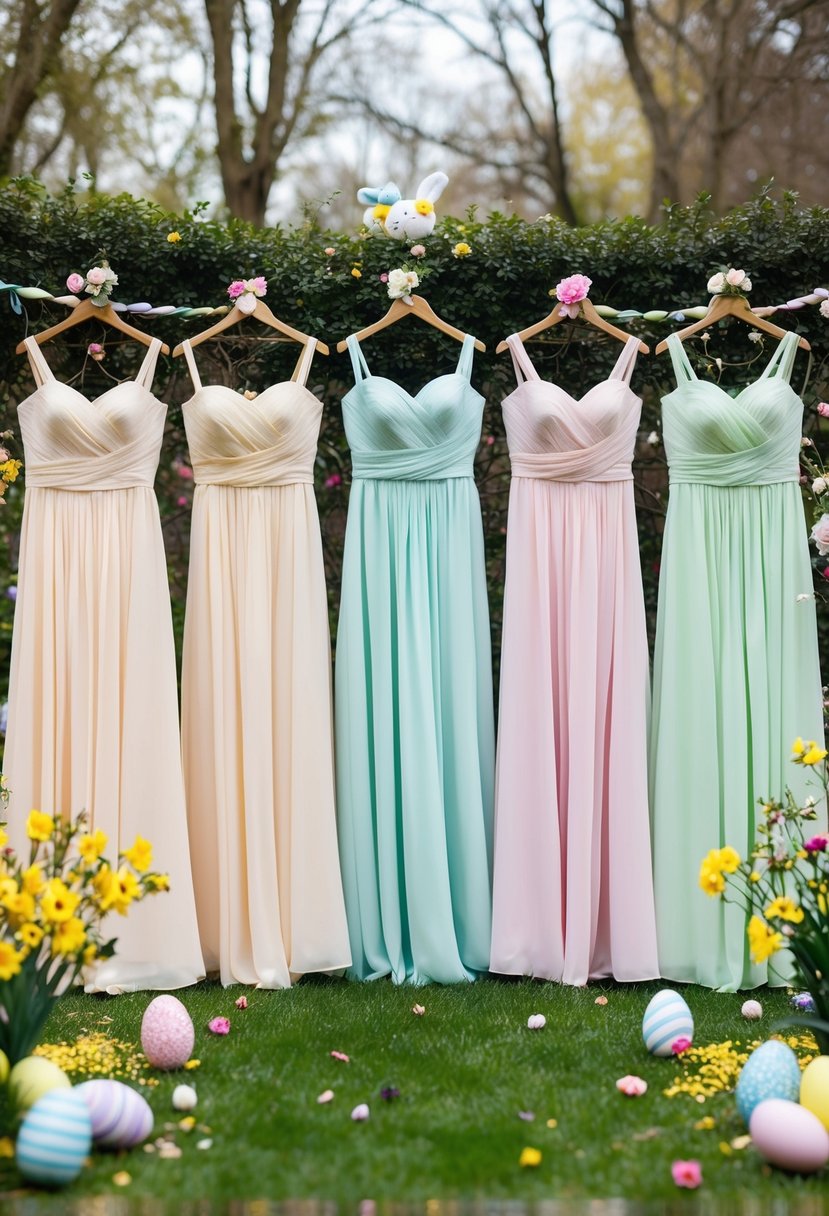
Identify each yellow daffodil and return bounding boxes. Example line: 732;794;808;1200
26;810;54;842
699;851;725;896
16;922;44;949
40;878;80;924
109;866;142;915
765;896;804;924
78;830;108;865
748;915;783;963
122;835;152;873
21;863;45;895
792;737;806;756
1;889;35;926
0;828;7;849
749;871;761;883
0;940;24;980
802;744;828;766
93;865;117;911
51;916;86;956
146;873;170;892
717;846;741;874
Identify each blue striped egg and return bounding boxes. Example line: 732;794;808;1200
736;1039;801;1125
76;1079;154;1148
16;1088;92;1187
642;989;694;1057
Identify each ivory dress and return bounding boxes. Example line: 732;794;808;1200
4;337;204;992
180;338;350;987
335;334;494;985
651;331;825;990
490;335;659;985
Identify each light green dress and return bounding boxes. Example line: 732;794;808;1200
650;331;825;990
334;334;494;984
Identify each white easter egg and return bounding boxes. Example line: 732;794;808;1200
741;1000;763;1020
16;1088;92;1186
750;1099;829;1173
736;1039;801;1124
641;989;694;1057
140;995;195;1070
76;1079;154;1148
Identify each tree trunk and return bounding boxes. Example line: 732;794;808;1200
0;0;84;176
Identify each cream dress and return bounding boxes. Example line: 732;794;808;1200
4;337;204;992
180;338;350;987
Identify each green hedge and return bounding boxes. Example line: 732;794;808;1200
0;180;827;717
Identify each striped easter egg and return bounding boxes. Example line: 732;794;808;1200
16;1088;92;1187
642;989;694;1057
76;1079;154;1148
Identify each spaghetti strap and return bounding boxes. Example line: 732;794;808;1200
456;334;476;380
346;334;370;383
181;340;202;392
291;337;317;386
23;337;54;388
609;335;641;385
505;334;540;385
761;329;799;383
666;333;696;385
134;338;162;390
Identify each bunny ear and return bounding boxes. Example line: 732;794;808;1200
415;172;448;203
357;186;381;204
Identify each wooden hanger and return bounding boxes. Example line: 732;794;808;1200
173;298;328;357
16;298;170;355
496;297;649;354
337;295;485;353
655;293;810;354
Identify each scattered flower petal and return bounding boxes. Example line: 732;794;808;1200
792;992;817;1012
351;1103;370;1121
317;1089;335;1104
518;1110;535;1121
671;1160;703;1189
330;1050;350;1063
412;1004;426;1016
380;1086;400;1101
731;1134;752;1150
527;1013;546;1030
616;1075;648;1097
113;1171;132;1186
719;1141;733;1156
208;1017;230;1035
178;1116;196;1132
235;995;248;1009
158;1142;183;1159
184;1058;201;1070
546;1118;558;1129
672;1036;692;1055
594;995;608;1006
519;1146;542;1168
196;1138;213;1150
694;1116;716;1131
0;1138;13;1158
632;1127;661;1142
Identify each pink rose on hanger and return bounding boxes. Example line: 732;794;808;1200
227;280;246;299
811;513;829;555
555;273;592;319
66;273;85;293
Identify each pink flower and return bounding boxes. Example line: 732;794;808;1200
594;995;608;1006
176;462;194;480
351;1103;369;1121
207;1017;230;1035
823;566;829;580
671;1160;702;1189
410;245;426;257
805;835;829;853
330;1050;350;1063
87;342;103;355
817;403;829;418
177;495;187;506
555;273;592;306
227;280;246;299
672;1036;692;1055
810;513;829;555
379;273;389;283
246;276;267;297
324;247;335;257
235;995;248;1009
615;1075;647;1097
324;473;342;489
66;273;85;294
412;1004;426;1016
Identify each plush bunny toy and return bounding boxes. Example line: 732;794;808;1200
357;181;402;233
383;172;449;241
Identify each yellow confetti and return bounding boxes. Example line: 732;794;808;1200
178;1116;196;1132
184;1058;201;1070
519;1147;542;1168
719;1141;733;1155
694;1116;716;1130
34;1034;159;1086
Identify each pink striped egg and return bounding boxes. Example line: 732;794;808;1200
76;1079;154;1148
140;995;195;1070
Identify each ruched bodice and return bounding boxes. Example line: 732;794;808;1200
19;337;165;490
343;334;483;480
663;331;802;485
181;338;320;486
503;334;642;482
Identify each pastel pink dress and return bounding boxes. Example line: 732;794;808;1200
489;334;659;985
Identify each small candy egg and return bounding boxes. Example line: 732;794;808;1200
750;1099;829;1173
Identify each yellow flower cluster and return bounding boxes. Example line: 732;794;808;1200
664;1034;817;1100
698;845;741;896
792;737;828;766
34;1033;159;1086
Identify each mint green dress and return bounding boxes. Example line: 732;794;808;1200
651;331;825;990
335;334;494;984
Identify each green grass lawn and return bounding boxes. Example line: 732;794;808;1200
0;977;827;1208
